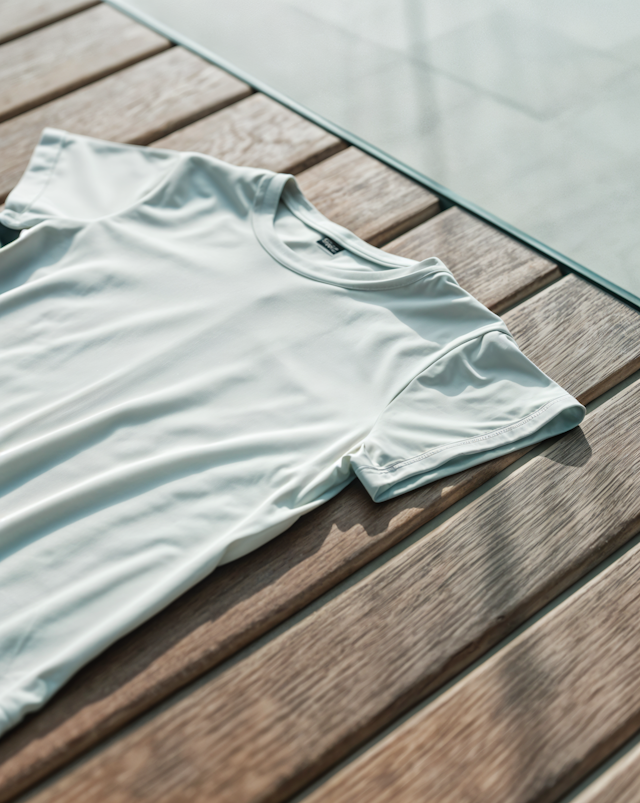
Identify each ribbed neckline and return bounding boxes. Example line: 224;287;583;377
251;172;449;291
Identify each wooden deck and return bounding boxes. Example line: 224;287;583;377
2;4;640;802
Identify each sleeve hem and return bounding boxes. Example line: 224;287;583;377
354;393;585;502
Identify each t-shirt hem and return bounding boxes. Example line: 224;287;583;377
0;128;66;228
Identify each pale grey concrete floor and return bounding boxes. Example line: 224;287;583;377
112;0;640;303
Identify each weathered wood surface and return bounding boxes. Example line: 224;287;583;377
297;146;439;245
153;92;346;175
306;474;640;803
506;274;639;404
4;275;640;803
23;376;640;803
0;0;98;45
385;206;561;313
572;743;640;803
0;48;252;203
0;5;169;123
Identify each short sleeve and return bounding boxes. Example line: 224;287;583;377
352;329;585;502
0;128;181;230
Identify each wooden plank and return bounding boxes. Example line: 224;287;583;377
152;92;347;175
305;491;640;803
0;47;252;204
21;373;640;803
384;206;562;313
3;275;639;803
297;147;439;245
505;275;637;404
0;4;169;124
0;0;98;45
572;743;640;803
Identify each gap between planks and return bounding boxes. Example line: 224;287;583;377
152;93;347;177
0;0;99;47
565;732;640;803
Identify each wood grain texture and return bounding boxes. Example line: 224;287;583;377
152;92;346;174
0;47;251;203
22;375;640;803
0;0;98;45
0;4;169;123
3;275;639;803
384;206;561;313
307;475;640;803
297;146;439;245
572;743;640;803
505;273;639;404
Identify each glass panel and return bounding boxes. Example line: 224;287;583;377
111;0;640;305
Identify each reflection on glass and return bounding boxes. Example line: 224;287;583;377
112;0;640;304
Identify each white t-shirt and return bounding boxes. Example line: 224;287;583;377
0;128;584;735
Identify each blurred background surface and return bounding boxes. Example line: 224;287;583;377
110;0;640;304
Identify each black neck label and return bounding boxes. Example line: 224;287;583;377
317;235;344;256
